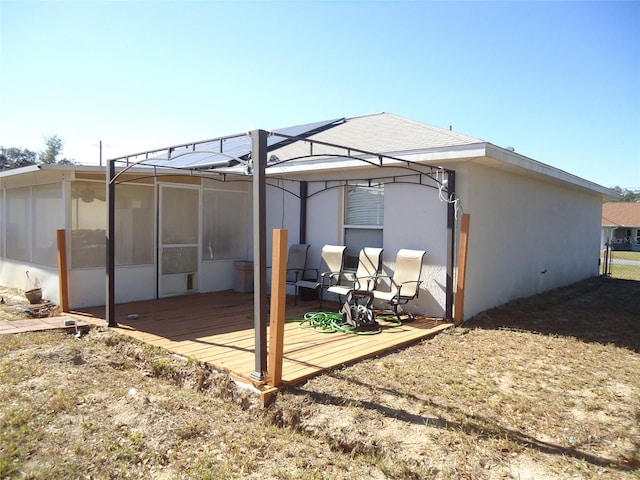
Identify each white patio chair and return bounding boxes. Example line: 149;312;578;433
372;249;426;321
327;247;384;302
296;245;346;310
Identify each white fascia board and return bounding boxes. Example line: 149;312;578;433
385;143;489;164
0;164;79;188
483;144;616;197
0;164;41;178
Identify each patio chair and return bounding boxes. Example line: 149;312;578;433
285;244;310;306
295;244;347;310
327;247;384;303
372;249;426;321
267;243;310;305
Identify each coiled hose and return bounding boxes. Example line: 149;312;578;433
286;311;402;335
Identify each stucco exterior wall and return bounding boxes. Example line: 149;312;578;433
263;177;450;316
459;162;602;320
301;181;345;273
0;159;608;318
0;259;60;304
382;182;448;317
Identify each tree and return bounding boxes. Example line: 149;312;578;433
0;135;75;170
608;186;640;203
37;135;64;164
0;146;37;170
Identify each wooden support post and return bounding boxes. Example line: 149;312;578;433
56;229;69;312
454;214;470;326
268;229;288;388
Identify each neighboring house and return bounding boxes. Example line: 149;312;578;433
602;202;640;251
0;113;615;322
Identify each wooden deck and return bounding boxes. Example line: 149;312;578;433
71;290;452;394
0;316;92;335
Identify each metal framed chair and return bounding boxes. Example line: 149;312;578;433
285;244;310;305
327;247;384;302
295;245;346;310
372;249;426;321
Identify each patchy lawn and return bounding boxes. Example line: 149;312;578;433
1;277;639;479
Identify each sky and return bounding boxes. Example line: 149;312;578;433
0;0;638;189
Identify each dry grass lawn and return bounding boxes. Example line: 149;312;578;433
1;276;638;479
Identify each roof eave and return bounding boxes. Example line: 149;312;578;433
483;144;616;197
0;164;42;178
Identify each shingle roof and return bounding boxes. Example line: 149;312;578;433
602;202;640;227
271;112;484;159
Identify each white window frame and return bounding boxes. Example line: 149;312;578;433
343;183;384;268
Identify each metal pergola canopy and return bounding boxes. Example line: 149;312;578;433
106;122;458;381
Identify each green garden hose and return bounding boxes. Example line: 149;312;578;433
286;311;403;335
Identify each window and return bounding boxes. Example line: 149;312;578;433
71;181;106;268
115;184;154;266
160;186;199;275
71;181;155;268
4;184;62;266
33;183;62;266
344;184;384;268
5;187;30;261
202;186;248;261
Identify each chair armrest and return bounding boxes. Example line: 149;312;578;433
355;274;381;291
374;274;392;281
319;270;341;287
286;268;303;281
394;280;423;299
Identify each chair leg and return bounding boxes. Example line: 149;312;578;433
393;303;414;322
393;304;401;322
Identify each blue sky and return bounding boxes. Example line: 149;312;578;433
1;0;638;189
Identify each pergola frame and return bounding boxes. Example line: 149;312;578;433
106;128;457;381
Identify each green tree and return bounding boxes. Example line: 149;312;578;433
0;146;37;170
37;135;64;164
609;186;640;203
37;135;74;165
0;135;75;170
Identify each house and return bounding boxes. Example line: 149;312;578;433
0;113;615;323
602;202;640;251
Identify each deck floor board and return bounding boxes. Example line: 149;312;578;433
71;291;452;390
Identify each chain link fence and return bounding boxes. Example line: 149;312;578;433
601;242;640;281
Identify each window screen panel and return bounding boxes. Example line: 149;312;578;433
161;187;198;245
162;246;198;274
5;187;30;261
115;184;154;265
33;183;62;266
71;181;106;268
202;189;248;260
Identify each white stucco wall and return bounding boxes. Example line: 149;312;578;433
261;177;450;316
302;181;345;272
381;182;449;317
0;259;60;304
459;162;602;320
264;179;304;257
0;160;608;318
